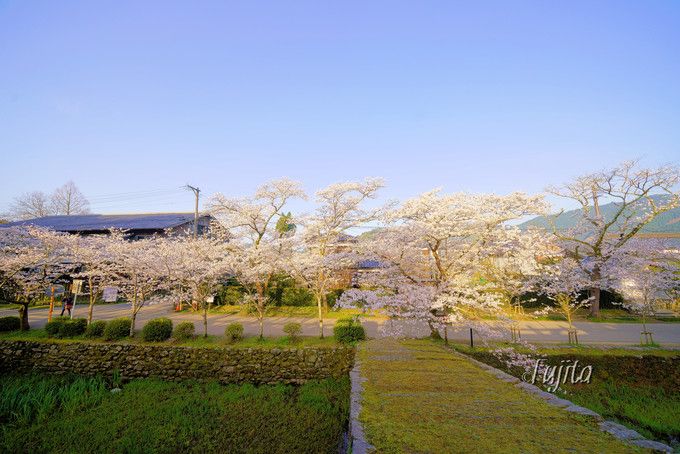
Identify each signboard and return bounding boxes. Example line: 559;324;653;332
205;295;215;303
102;287;119;303
72;279;84;295
45;285;65;297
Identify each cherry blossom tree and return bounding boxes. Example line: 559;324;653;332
0;226;71;330
339;190;547;340
156;235;232;337
291;178;385;337
208;179;305;338
63;234;116;324
545;161;679;316
530;255;594;344
106;231;165;336
609;239;679;344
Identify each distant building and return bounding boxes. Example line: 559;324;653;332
0;213;213;239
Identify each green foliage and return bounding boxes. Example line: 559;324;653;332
0;316;20;332
141;318;173;342
333;319;366;343
103;317;132;341
84;320;107;338
45;317;69;337
225;322;244;343
0;375;349;453
45;317;87;338
0;374;109;427
283;322;302;343
60;318;87;338
172;321;195;340
359;339;635;453
462;345;680;446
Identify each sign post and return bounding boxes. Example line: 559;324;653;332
71;279;83;319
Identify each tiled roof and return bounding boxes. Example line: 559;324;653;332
0;213;210;232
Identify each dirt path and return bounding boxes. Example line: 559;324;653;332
356;338;642;453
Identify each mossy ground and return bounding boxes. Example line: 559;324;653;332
358;339;641;453
0;374;349;453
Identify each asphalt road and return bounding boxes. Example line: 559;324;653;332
3;303;680;346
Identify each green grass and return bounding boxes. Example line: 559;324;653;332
526;308;680;323
0;374;350;454
358;339;639;453
0;328;341;349
451;342;680;449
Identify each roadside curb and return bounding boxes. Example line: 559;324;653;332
451;348;673;453
348;345;374;454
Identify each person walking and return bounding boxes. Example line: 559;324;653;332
60;294;74;317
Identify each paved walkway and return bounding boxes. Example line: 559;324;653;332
3;303;680;345
355;339;639;453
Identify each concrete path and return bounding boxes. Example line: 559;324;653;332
354;339;639;453
2;303;679;345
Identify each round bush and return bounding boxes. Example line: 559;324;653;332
103;317;132;341
283;322;302;342
142;317;173;342
45;317;69;337
333;321;366;344
173;321;195;340
0;316;21;332
225;322;244;343
84;320;107;338
60;318;87;338
45;317;86;338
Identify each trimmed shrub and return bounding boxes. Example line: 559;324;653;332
173;321;195;340
333;320;366;344
0;316;21;332
283;322;302;343
60;318;87;338
142;318;173;342
45;317;69;337
103;317;132;341
84;320;107;338
225;322;244;343
45;317;87;338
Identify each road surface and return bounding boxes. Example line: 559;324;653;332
2;303;679;346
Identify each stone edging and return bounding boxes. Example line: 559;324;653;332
452;349;673;453
348;345;374;454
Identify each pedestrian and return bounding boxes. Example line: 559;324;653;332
60;294;73;317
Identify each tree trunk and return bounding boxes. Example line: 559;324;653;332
589;266;601;317
316;294;324;338
203;305;209;338
258;314;264;339
427;320;439;338
18;302;30;331
589;287;601;317
87;277;95;324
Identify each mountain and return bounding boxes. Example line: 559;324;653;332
520;194;680;235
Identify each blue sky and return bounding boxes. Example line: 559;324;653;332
1;1;678;215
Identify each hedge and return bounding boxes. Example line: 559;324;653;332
142;318;173;342
0;316;21;332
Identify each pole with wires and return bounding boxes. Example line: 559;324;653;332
185;185;200;238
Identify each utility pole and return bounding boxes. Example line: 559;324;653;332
185;184;200;238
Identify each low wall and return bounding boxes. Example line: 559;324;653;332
0;340;355;385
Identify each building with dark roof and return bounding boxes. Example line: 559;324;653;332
0;213;213;239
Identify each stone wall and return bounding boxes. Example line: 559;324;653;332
0;340;355;384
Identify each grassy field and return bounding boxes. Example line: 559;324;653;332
358;339;639;453
525;308;680;323
0;374;350;454
453;342;680;449
0;328;340;349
